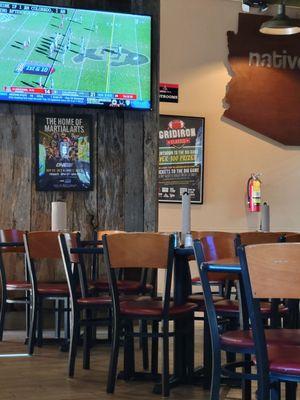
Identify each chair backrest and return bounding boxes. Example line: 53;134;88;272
59;232;87;301
284;233;300;243
96;230;125;243
24;231;62;260
24;231;65;288
237;243;300;377
200;233;237;261
243;243;300;299
0;229;25;253
191;231;236;241
104;233;171;269
103;232;174;314
237;231;283;246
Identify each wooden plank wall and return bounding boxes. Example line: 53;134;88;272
0;0;159;281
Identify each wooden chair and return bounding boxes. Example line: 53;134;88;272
103;232;197;396
237;232;285;246
0;229;29;341
92;230;156;296
284;233;300;242
237;231;290;329
239;243;300;400
24;231;71;354
58;232;111;377
190;231;237;297
196;241;300;400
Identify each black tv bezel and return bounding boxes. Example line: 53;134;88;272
0;0;153;111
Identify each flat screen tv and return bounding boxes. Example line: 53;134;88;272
0;2;152;109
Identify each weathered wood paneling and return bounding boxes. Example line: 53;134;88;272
0;0;159;282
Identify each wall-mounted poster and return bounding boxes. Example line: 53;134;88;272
36;114;93;191
158;115;204;203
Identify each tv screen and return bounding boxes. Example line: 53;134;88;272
0;2;151;109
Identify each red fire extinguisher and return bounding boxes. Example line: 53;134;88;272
247;173;262;212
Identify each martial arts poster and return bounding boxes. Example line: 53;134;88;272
35;114;93;191
158;115;204;203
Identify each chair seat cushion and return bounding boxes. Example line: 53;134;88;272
267;346;300;376
188;294;224;306
195;298;288;316
37;283;69;295
6;280;31;290
120;300;197;317
92;279;152;293
77;296;111;306
221;329;300;349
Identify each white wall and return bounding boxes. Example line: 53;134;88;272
159;0;300;234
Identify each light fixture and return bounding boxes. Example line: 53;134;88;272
259;1;300;35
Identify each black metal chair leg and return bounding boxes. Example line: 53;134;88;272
210;342;221;400
68;311;80;377
270;381;280;400
162;320;170;397
107;321;121;393
55;299;61;339
203;312;212;390
108;308;112;342
83;309;92;370
242;353;252;400
141;320;149;370
64;298;70;340
28;294;37;355
37;297;43;347
285;382;296;400
151;320;159;375
186;315;194;383
124;320;135;380
25;289;30;340
0;286;7;341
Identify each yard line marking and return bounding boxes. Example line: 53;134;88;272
10;14;54;86
105;14;115;93
75;11;96;91
43;9;76;88
0;14;31;57
134;20;142;100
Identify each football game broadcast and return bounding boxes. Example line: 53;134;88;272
0;2;151;109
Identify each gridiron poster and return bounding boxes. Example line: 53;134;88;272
158;115;204;203
35;114;93;191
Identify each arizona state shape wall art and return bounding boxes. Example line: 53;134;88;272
224;13;300;145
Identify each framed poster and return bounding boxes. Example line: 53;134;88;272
35;114;93;191
158;115;205;203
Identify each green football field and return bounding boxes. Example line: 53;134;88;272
0;7;151;101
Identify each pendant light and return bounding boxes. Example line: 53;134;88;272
260;1;300;35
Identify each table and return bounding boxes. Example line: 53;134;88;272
70;246;240;392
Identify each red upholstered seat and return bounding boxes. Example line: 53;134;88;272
77;296;111;306
37;283;69;295
6;281;31;290
268;346;300;375
194;297;288;315
262;346;300;376
120;300;197;317
221;329;300;349
92;279;152;293
188;293;224;306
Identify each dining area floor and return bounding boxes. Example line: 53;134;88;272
0;323;278;400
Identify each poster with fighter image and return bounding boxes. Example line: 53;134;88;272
36;114;93;191
158;115;205;203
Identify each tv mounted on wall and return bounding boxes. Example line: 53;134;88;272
0;2;152;110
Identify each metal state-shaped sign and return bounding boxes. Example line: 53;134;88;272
224;13;300;145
